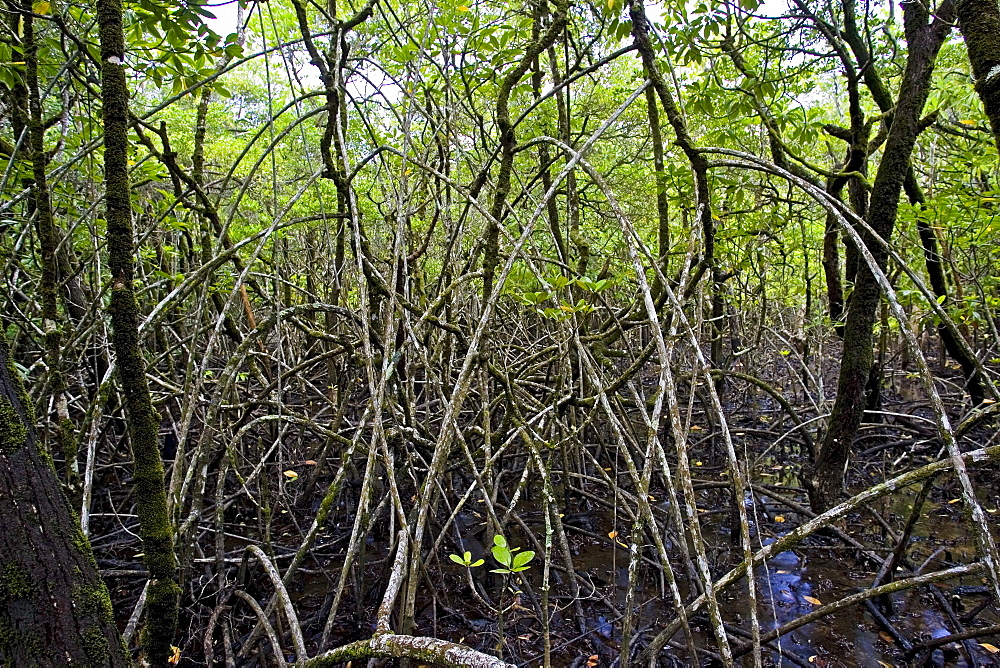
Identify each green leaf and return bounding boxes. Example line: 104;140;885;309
518;290;549;305
449;553;466;565
549;274;573;289
512;550;535;570
492;545;511;567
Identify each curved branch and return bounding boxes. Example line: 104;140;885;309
305;634;514;668
242;545;307;664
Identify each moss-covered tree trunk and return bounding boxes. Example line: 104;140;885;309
836;0;989;402
956;0;1000;151
22;0;75;478
481;0;569;303
531;3;568;270
807;0;954;512
0;338;129;666
96;0;181;662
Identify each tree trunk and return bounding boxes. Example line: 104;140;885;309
531;2;567;269
907;169;988;405
97;0;181;662
482;0;569;302
956;0;1000;151
0;338;129;666
822;209;845;331
808;0;954;512
23;0;74;477
839;0;989;403
645;84;672;299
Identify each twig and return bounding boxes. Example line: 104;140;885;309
121;580;148;649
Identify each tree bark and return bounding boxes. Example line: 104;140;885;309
808;0;954;512
0;338;129;666
96;0;181;662
956;0;1000;151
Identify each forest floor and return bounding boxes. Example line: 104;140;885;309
88;347;1000;667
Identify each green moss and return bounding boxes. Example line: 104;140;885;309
0;563;34;602
70;528;99;569
0;398;27;455
4;353;33;421
71;582;119;664
81;623;111;665
35;442;56;473
0;618;44;660
72;584;115;621
60;417;79;466
140;578;181;665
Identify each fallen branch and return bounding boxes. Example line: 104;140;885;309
906;622;1000;658
303;634;516;668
